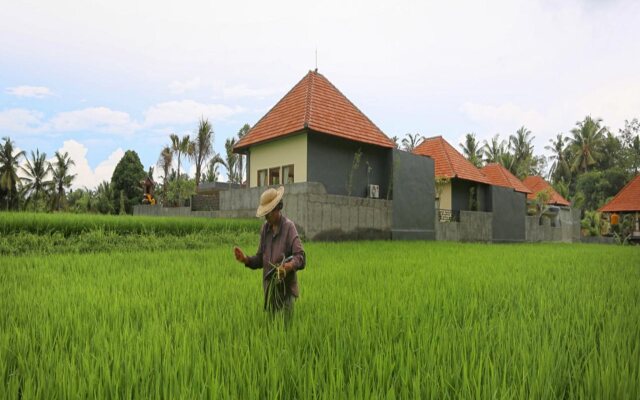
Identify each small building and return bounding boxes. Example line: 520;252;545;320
598;174;640;239
521;176;571;207
481;163;532;242
233;70;396;198
413;136;492;217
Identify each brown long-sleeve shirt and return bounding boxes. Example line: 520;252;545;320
245;216;306;297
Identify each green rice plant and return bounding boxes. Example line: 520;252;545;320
0;241;638;398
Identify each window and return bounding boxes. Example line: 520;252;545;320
257;169;267;187
269;167;280;185
282;164;294;184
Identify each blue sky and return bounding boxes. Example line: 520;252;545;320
2;0;640;189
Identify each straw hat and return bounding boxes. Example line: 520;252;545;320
256;186;285;217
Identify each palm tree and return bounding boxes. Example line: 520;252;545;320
236;124;251;184
95;180;115;214
192;118;214;188
459;133;483;167
0;137;26;210
20;149;52;209
509;126;535;178
50;151;76;211
157;146;173;205
170;133;193;204
483;134;505;164
390;136;400;149
570;116;606;173
204;153;225;182
401;133;423;152
224;137;238;183
545;133;571;183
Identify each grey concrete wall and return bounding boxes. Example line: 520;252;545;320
491;187;526;243
525;208;580;243
451;179;491;212
391;149;435;240
436;211;493;242
307;132;392;198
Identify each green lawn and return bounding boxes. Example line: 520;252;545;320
1;214;638;398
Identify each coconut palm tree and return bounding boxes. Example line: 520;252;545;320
204;153;225;182
236;123;251;184
509;126;535;178
483;134;506;164
20;149;52;209
170;133;193;204
157;146;173;205
0;137;26;210
95;180;115;214
570;116;606;173
192;118;214;188
401;133;423;152
50;151;76;211
459;133;483;167
545;133;571;183
224;137;238;183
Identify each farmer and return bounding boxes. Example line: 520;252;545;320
233;186;305;313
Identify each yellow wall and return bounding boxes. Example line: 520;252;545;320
436;181;452;210
249;133;307;187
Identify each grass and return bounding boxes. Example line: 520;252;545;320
1;222;638;399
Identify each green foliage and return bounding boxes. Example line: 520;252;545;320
0;136;26;210
575;168;627;211
460;133;483;167
111;150;145;215
1;241;638;398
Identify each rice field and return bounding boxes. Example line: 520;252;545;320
1;213;639;398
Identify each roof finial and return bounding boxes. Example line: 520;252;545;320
315;48;318;72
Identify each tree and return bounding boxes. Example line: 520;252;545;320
401;133;423;152
95;180;115;214
483;134;506;164
570;116;606;173
390;136;400;149
459;133;483;167
50;151;76;211
236;124;251;184
110;150;145;214
0;137;26;210
20;149;52;209
203;153;225;183
170;133;193;203
509;126;535;178
545;133;571;184
157;146;173;205
192;118;214;188
224;137;239;183
619;119;640;175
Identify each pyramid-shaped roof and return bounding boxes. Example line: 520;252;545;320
481;163;532;194
412;136;491;184
522;176;571;206
598;175;640;212
234;70;395;152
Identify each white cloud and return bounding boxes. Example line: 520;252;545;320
168;77;202;94
0;109;45;133
6;85;53;98
55;140;124;190
222;84;284;99
143;100;243;126
49;107;138;134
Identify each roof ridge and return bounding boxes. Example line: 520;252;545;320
311;73;394;146
441;138;457;178
235;72;310;149
304;70;314;127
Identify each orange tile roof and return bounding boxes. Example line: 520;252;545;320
521;176;571;206
481;163;532;194
234;70;395;152
412;136;491;184
598;175;640;212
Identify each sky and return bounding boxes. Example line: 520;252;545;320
2;0;639;189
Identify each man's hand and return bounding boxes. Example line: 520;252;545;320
233;246;247;264
276;265;287;280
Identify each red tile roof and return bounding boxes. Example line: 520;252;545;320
598;175;640;212
481;163;532;194
234;70;395;152
521;176;571;206
412;136;491;184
